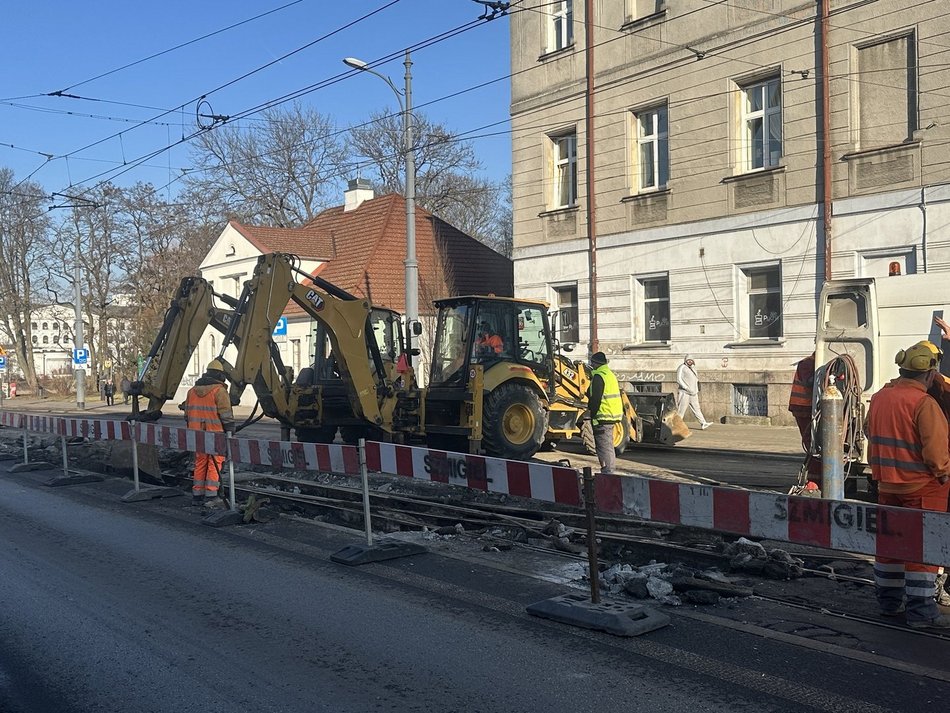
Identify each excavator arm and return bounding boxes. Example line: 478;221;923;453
130;276;237;421
218;253;397;433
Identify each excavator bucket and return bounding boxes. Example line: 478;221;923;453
625;392;690;446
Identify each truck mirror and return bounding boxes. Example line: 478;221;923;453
410;348;421;357
411;320;423;336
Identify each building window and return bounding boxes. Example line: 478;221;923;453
734;384;768;417
744;265;782;339
855;34;917;149
42;322;48;330
740;77;782;170
626;0;665;23
635;104;669;191
52;335;59;344
553;284;579;343
42;336;49;345
30;322;37;330
52;322;59;330
550;131;577;208
548;0;573;52
640;276;670;342
32;335;37;345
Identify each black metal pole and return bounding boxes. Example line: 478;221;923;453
583;466;600;604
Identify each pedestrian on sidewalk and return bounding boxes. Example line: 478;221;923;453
120;376;131;405
676;355;712;430
866;341;950;629
103;380;115;406
586;351;622;474
180;359;235;506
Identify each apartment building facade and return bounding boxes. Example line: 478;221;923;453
510;0;950;425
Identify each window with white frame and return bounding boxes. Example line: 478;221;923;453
744;265;782;339
635;104;669;191
548;0;573;52
640;275;670;342
550;131;578;208
740;77;782;171
553;284;579;343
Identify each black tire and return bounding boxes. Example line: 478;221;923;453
296;426;337;443
582;419;629;456
482;382;548;460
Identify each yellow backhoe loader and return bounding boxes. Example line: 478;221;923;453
133;252;682;460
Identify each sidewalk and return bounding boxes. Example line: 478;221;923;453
6;396;805;459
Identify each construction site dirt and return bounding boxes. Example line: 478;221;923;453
2;405;948;702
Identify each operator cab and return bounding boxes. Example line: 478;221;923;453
429;296;554;389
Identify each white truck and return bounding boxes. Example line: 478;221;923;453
814;271;950;490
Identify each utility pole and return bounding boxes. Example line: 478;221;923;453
584;0;599;353
74;227;85;409
404;49;418;328
820;0;833;282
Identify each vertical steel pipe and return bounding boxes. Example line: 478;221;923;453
821;384;845;499
131;422;140;493
583;467;601;604
226;432;237;511
359;438;373;547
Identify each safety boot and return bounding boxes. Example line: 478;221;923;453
191;494;205;507
908;614;950;630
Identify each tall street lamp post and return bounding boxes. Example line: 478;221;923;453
343;51;417;327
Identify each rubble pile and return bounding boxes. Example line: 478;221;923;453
722;537;804;580
599;561;754;606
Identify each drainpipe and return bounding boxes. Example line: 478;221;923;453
820;0;833;282
921;187;929;272
585;0;599;353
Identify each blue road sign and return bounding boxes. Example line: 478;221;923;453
0;356;7;370
73;348;89;366
273;317;288;336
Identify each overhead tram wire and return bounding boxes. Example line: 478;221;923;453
51;0;305;94
33;0;402;197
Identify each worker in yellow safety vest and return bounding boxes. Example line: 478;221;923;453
180;359;235;507
587;352;623;474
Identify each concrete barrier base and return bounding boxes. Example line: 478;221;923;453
330;539;427;566
10;462;54;473
121;486;184;502
526;593;670;636
45;473;105;487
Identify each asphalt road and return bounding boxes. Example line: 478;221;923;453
0;463;946;713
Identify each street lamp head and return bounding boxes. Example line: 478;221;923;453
343;57;369;71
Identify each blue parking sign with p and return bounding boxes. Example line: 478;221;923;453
0;356;7;370
273;317;288;336
73;348;89;366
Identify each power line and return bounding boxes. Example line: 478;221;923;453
52;0;305;94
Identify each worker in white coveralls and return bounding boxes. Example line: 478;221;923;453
676;355;712;430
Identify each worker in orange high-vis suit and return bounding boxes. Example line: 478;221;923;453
180;359;235;506
788;352;822;486
866;341;950;629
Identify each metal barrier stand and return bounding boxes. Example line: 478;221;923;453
526;467;670;637
121;421;180;502
329;439;426;566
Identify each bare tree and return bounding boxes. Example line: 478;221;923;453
0;168;50;387
188;103;348;227
113;183;219;371
348;110;509;250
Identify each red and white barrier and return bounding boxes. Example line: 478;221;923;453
595;473;950;566
364;441;581;507
4;409;950;565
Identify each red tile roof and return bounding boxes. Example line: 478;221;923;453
229;220;335;260
261;193;513;317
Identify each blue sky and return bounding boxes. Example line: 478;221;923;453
0;0;512;200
